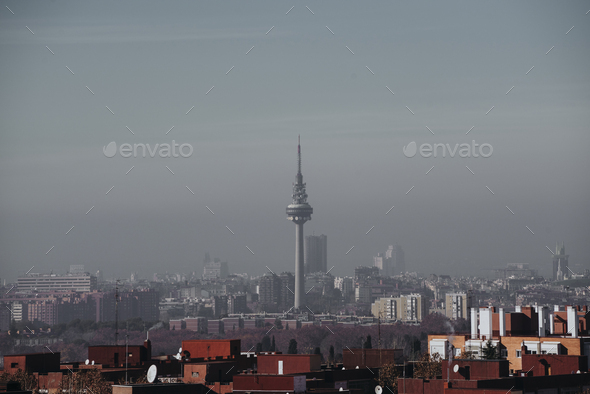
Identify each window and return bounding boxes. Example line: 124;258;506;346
516;350;521;358
192;372;199;377
11;363;18;368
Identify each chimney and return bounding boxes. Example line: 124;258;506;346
538;306;547;337
567;306;579;338
499;308;506;337
470;308;478;339
479;307;493;340
144;337;152;361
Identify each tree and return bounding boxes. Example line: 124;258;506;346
288;339;298;354
270;336;276;352
457;350;476;360
414;353;442;379
376;363;399;392
255;342;263;353
261;335;271;352
329;345;335;365
314;347;323;361
59;368;111;394
482;340;499;359
363;335;372;349
274;317;283;330
0;369;38;393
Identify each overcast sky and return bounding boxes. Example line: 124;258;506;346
1;1;589;282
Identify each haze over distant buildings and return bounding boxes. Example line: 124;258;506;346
0;1;589;283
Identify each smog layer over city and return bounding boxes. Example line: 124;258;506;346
0;1;589;393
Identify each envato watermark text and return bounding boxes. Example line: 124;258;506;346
403;140;493;158
103;141;193;158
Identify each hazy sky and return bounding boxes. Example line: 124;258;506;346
1;1;589;282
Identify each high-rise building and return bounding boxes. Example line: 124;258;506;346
203;261;229;280
286;136;313;310
385;244;406;275
373;253;385;274
355;283;372;303
334;277;354;302
552;243;569;281
445;292;469;320
305;234;327;274
278;272;295;311
258;273;282;307
354;266;379;282
371;294;428;322
258;272;294;312
227;294;248;314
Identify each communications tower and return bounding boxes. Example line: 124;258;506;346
286;136;313;310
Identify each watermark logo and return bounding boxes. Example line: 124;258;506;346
403;141;418;158
103;141;193;158
403;140;493;158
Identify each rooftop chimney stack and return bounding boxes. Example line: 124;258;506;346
479;307;493;340
499;308;506;337
567;306;579;338
538;306;547;337
470;308;478;339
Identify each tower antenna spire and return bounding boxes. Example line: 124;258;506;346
298;135;301;175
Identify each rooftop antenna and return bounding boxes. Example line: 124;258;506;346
125;320;129;384
115;279;120;345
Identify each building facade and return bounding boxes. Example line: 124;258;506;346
17;273;97;293
304;234;327;274
371;294;429;322
445;292;468;320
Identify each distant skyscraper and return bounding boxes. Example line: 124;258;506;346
305;234;327;274
203;261;229;280
385;244;405;275
286;136;313;310
373;253;385;274
374;244;406;276
552;243;569;281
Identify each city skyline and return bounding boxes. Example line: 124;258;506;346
1;1;589;283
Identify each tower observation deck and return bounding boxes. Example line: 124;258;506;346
286;136;313;310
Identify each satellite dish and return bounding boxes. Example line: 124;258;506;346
375;386;383;394
340;388;344;392
91;361;95;365
453;364;459;373
342;367;345;370
85;359;89;365
147;365;157;383
577;370;581;374
178;347;182;354
356;366;359;369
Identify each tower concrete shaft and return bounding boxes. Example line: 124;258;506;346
295;222;304;309
286;136;313;311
